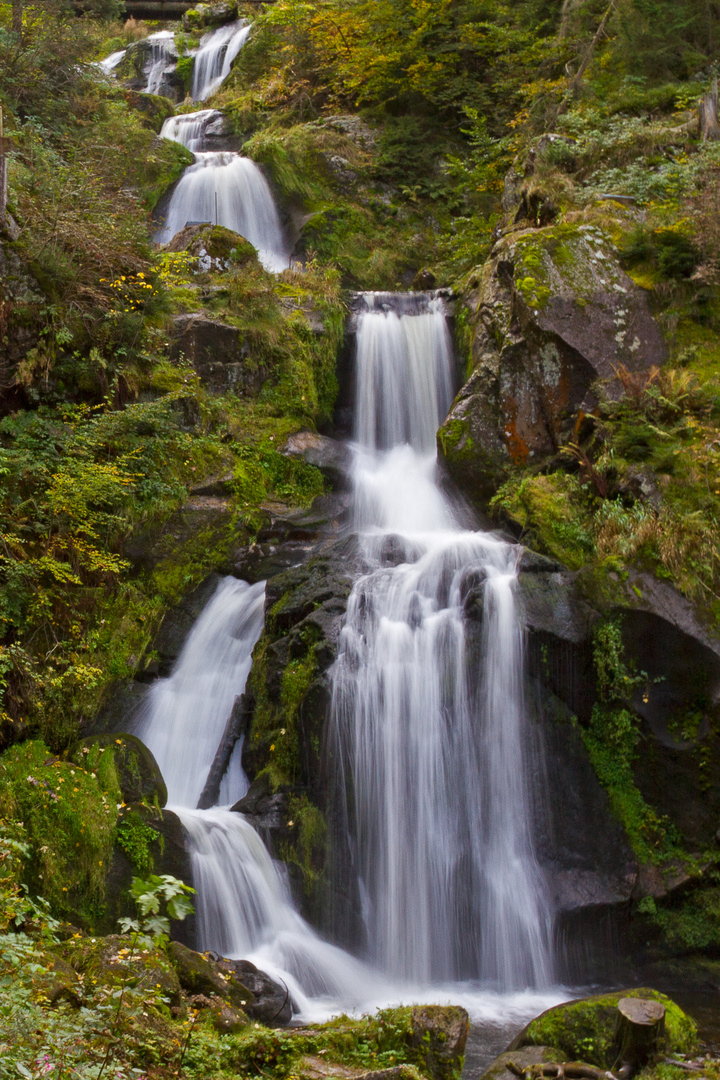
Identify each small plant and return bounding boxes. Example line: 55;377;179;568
119;873;195;949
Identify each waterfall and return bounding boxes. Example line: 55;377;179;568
143;30;176;96
192;21;252;101
131;290;560;1026
157;113;289;272
160;110;223;153
328;292;555;989
99;49;126;74
135;576;384;1022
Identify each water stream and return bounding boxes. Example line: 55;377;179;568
192;21;252;101
132;291;564;1034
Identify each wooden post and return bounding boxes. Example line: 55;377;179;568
0;107;8;234
612;998;666;1079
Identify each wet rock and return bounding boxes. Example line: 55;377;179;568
167;940;256;1009
508;989;697;1066
409;1005;469;1080
218;958;292;1025
283;430;353;489
479;1046;564;1080
163;223;258;267
115;39;182;101
170;314;266;395
198;694;249;809
230;774;287;831
438;224;667;504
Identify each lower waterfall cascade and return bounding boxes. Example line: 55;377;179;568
132;290;566;1028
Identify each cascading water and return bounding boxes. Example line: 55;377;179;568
191;21;252;101
154;150;288;271
143;30;176;96
329;292;555;990
131;288;563;1032
98;48;126;74
134;577;384;1022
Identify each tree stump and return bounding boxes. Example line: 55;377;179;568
612;998;665;1079
699;80;720;142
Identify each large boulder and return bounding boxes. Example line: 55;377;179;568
408;1006;468;1080
58;934;183;1006
77;733;167;807
438;222;667;503
507;989;697;1066
170;314;267;396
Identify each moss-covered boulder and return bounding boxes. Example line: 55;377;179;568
120;90;175;132
508;988;697;1067
78;734;167;808
408;1006;469;1080
183;1;238;30
58;934;183;1006
438;222;667;505
166;940;255;1009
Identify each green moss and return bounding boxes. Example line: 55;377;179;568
175;55;195;98
0;740;120;926
517;989;697;1067
639;889;720;952
278;794;327;898
490;473;595;569
437;417;476;461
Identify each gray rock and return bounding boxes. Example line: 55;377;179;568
170;314;267;395
283;430;353;489
479;1046;564;1080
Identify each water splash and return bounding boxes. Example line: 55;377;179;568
98;49;126;75
192;21;252;101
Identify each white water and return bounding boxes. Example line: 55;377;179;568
99;49;126;75
161;109;223;152
143;30;176;96
154;151;288;270
133;291;564;1029
329;292;555;990
192;21;252;101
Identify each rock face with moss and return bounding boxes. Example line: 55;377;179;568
438;222;667;501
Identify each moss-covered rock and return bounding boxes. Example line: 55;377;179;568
408;1006;469;1080
508;989;697;1067
75;734;167;808
120;89;175;132
166;939;255;1009
58;933;183;1006
439;223;667;506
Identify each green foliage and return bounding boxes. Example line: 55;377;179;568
116;812;160;874
119;873;194;949
0;740;120;925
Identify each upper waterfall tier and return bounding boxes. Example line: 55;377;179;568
160;110;224;152
192;21;252;101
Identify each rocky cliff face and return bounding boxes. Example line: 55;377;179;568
438;218;667;501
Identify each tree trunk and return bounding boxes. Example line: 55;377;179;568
0;109;7;234
699;79;720;141
612;998;666;1079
